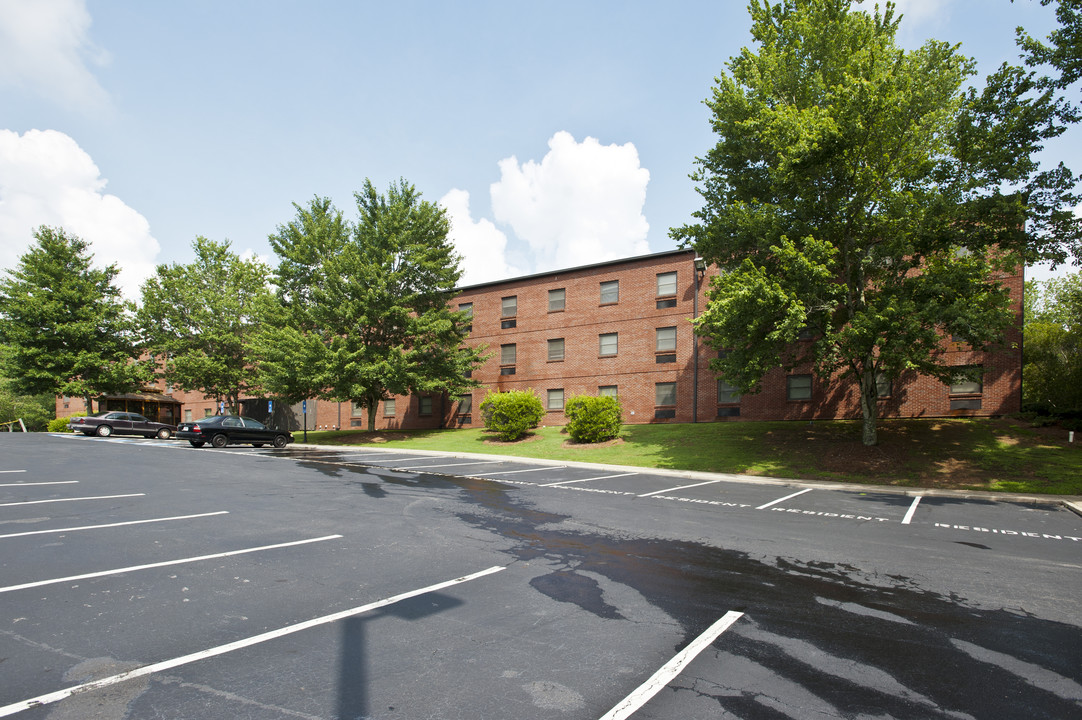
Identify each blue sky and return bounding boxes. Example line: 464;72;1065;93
0;0;1075;299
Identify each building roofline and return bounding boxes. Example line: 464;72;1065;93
455;247;695;292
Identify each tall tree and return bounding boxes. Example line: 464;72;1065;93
1023;273;1082;412
256;181;485;431
138;237;275;413
1016;0;1082;92
0;226;149;413
672;0;1081;446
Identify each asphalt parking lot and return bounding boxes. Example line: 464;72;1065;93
1;433;1080;719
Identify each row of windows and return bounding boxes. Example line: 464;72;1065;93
499;327;681;371
345;366;984;419
460;271;683;329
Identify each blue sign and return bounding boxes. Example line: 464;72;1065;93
219;401;224;413
302;400;307;413
268;400;273;413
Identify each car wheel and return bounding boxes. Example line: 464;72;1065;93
189;441;205;448
210;434;229;449
252;443;264;448
157;428;171;439
272;435;289;449
96;425;112;437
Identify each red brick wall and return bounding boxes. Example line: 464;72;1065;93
54;251;1023;428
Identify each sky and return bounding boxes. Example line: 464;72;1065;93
0;0;1077;300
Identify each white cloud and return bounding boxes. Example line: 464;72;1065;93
0;129;160;300
0;0;110;113
490;131;650;273
440;188;523;286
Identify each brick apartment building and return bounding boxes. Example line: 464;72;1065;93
56;248;1023;430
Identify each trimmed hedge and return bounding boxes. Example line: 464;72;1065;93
479;390;545;441
564;394;622;443
47;416;74;433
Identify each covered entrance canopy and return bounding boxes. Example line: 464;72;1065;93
101;393;182;425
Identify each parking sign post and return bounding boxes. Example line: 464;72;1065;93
302;400;307;443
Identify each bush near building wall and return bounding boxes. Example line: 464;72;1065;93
565;395;622;443
479;390;545;441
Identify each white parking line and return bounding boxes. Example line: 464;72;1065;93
392;460;503;470
0;493;144;508
902;496;923;525
599;610;744;720
0;511;230;540
639;479;724;498
0;534;342;594
0;470;27;474
756;488;812;510
541;472;638;487
484;466;566;476
0;564;506;718
0;481;78;487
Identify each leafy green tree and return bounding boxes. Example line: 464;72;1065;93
1016;0;1082;92
673;0;1081;446
1023;273;1082;411
257;181;485;431
0;378;53;431
138;236;275;413
0;226;150;413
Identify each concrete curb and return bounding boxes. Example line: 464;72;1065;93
292;442;1082;513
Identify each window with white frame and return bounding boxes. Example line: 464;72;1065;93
717;380;742;404
548;288;565;312
600;280;619;304
657;272;677;296
655;382;677;406
599;332;618;356
383;398;396;417
656;326;677;352
787;374;813;401
599;385;618;398
548;338;565;362
547;388;565;410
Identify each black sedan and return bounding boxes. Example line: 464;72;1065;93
176;415;294;449
69;411;176;439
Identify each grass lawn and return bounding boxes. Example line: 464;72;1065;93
296;418;1082;495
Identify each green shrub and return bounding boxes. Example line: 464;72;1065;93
47;416;74;433
564;394;622;443
479;390;545;441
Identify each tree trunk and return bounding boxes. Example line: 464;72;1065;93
366;397;378;433
83;393;94;415
859;367;879;447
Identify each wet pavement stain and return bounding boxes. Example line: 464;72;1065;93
286;453;1082;719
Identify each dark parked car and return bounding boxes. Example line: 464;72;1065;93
68;411;176;439
176;415;293;449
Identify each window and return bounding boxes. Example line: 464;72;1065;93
876;373;892;398
547;388;565;411
600;280;619;304
599;385;618;398
351;401;364;416
184;409;192;422
548;338;565;362
718;380;741;404
383;398;396;417
500;343;516;375
787;374;813;401
949;367;983;395
419;396;433;416
657;272;677;296
599;332;618;356
656;327;677;352
457;394;472;415
501;296;517;328
204;408;214;417
655;382;677;406
548;288;565;312
459;302;473;331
